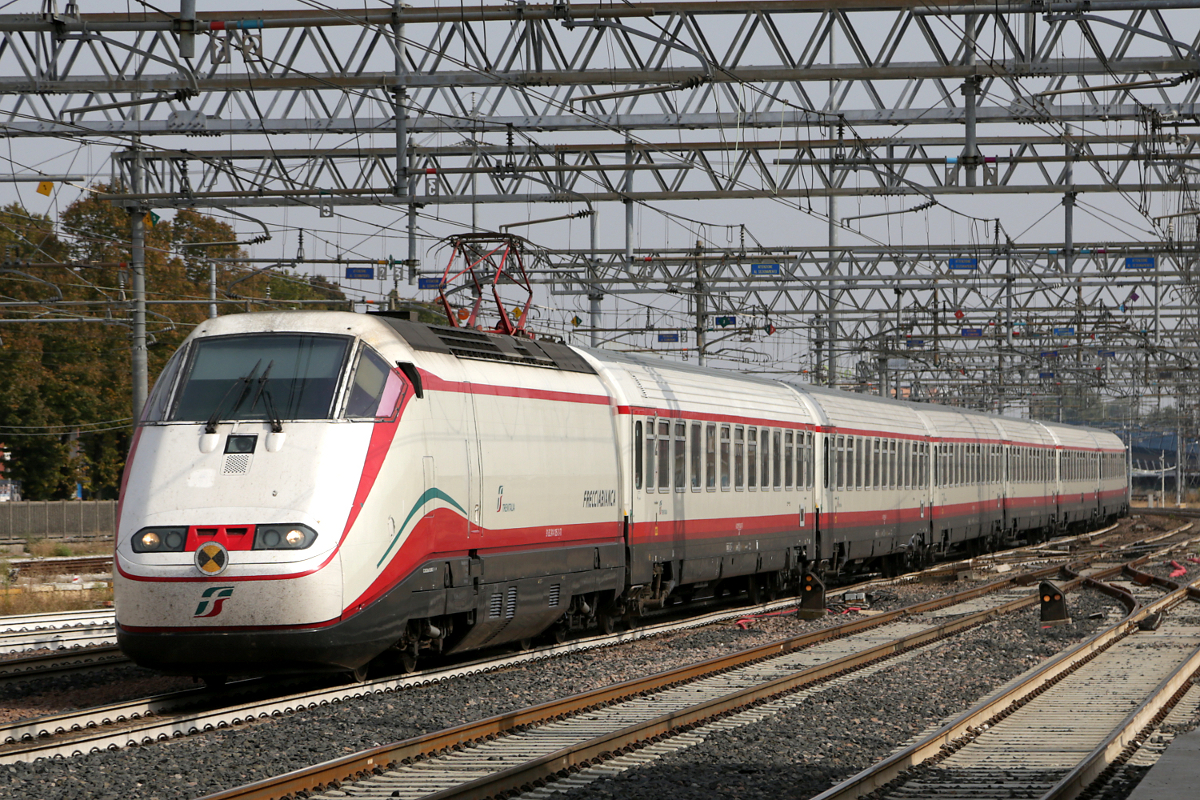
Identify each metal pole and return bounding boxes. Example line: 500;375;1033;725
827;21;838;388
129;140;148;421
1177;411;1183;506
963;14;979;188
408;153;418;286
179;0;196;59
589;212;601;347
828;205;837;388
208;259;217;319
696;242;707;367
393;1;407;198
1064;135;1075;278
1162;449;1167;503
625;137;634;272
1154;259;1162;347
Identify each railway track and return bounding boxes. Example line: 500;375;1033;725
5;555;113;580
811;567;1200;800
0;621;117;656
0;583;871;763
0;609;114;633
0;607;123;685
0;646;127;686
183;554;1144;800
0;517;1190;789
0;520;1179;758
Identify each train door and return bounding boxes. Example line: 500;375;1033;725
464;383;483;540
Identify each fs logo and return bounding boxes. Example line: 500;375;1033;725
496;485;515;513
194;586;234;618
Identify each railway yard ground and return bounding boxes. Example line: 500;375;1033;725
1;512;1199;800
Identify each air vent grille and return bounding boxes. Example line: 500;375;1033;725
505;586;518;619
548;584;561;608
488;593;503;619
222;454;251;475
371;316;595;374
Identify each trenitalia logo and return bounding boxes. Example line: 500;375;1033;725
194;586;234;618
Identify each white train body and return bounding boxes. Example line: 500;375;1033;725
115;312;1127;676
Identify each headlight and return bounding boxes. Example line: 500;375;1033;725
253;523;317;550
132;526;188;553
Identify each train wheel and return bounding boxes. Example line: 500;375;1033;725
398;650;418;674
349;664;370;683
598;612;617;635
765;575;780;602
517;637;534;651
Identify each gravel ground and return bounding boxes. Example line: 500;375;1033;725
0;579;947;727
548;589;1124;800
0;579;1119;800
0;665;195;725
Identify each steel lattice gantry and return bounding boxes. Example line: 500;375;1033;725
0;1;1198;417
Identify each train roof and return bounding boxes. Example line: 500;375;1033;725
196;312;1124;450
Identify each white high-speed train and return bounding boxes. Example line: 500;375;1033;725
114;311;1128;678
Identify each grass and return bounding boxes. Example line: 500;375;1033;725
23;539;112;558
0;587;112;615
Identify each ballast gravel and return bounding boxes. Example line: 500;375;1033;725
549;589;1123;800
0;582;1120;800
0;664;194;725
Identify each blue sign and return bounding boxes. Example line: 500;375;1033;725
657;333;680;343
961;328;982;338
1124;256;1156;270
1053;326;1075;336
1098;350;1115;358
715;316;737;327
346;266;375;280
418;276;443;291
751;263;781;276
905;339;924;349
948;257;978;270
1039;372;1055;379
1041;351;1058;358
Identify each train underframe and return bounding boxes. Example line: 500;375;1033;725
120;495;1128;683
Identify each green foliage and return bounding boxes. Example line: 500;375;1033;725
0;193;345;499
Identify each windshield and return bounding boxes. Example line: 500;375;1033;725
170;334;352;423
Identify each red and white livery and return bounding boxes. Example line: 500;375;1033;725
115;311;1128;677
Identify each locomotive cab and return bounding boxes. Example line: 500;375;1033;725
116;315;416;676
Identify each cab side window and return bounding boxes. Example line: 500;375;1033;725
345;347;405;419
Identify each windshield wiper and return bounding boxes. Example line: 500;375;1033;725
248;360;283;433
203;360;262;434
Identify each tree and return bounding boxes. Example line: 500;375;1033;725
0;193;345;499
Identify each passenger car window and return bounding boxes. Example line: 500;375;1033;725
773;430;782;488
706;424;717;490
720;425;731;490
634;421;643;490
658;420;671;490
784;431;794;488
739;426;749;489
674;422;686;492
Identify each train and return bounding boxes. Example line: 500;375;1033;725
114;311;1129;679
